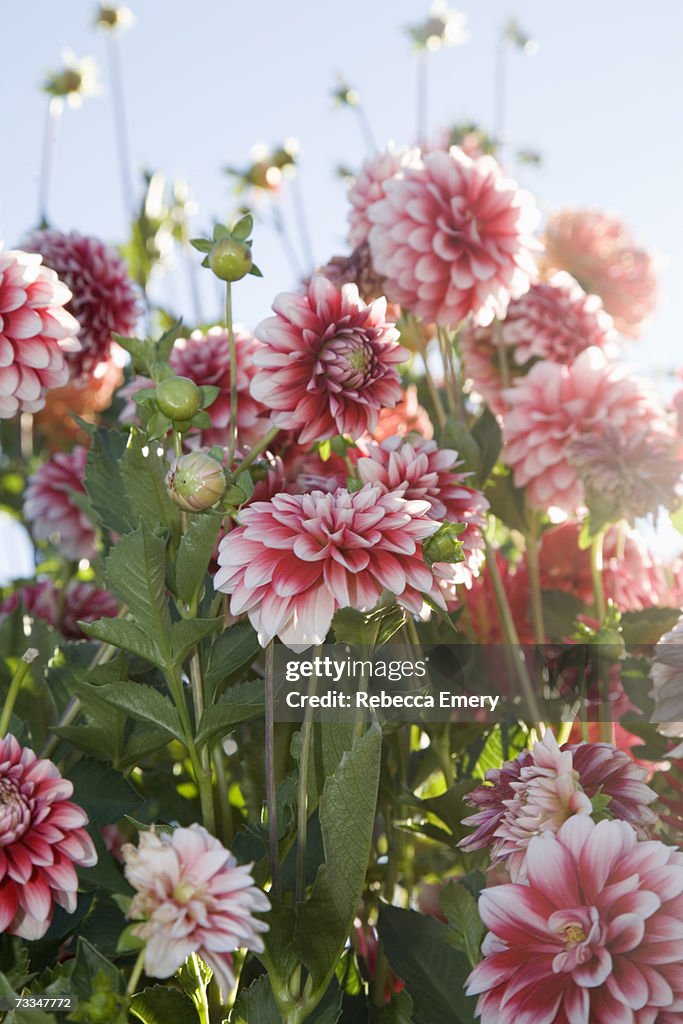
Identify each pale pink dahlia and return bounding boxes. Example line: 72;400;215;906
368;147;539;327
461;272;614;413
214;484;442;648
0;247;80;418
466;816;683;1024
355;436;488;586
460;731;656;880
0;734;97;939
348;146;419;248
251;276;408;445
122;823;270;991
544;208;658;337
23;230;139;379
503;347;671;511
0;579;118;640
23;446;96;561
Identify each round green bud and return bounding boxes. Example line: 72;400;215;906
156;376;201;421
166;452;226;512
209;238;253;282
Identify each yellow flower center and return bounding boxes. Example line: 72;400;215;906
563;924;587;948
172;880;196;904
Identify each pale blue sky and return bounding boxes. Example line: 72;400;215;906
2;0;682;375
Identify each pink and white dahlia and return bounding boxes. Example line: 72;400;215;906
23;230;139;379
466;816;683;1024
214;484;442;648
544;208;658;337
355;436;488;586
0;734;97;939
348;146;419;248
251;276;408;444
461;272;614;413
0;579;118;640
368;147;539;327
460;731;656;880
0;247;80;418
371;384;434;442
503;347;672;511
23;446;96;561
122;823;270;992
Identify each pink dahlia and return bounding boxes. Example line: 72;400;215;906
460;731;657;880
0;247;80;418
122;823;270;992
348;146;419;248
503;347;671;511
367;147;539;327
0;734;97;939
23;446;96;561
355;436;488;586
251;276;408;444
319;242;397;311
544;208;658;337
214;484;442;648
371;384;434;442
23;230;139;379
461;272;614;413
0;579;118;640
35;352;124;447
466;816;683;1024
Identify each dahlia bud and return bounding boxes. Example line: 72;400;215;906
422;522;466;568
166;453;226;512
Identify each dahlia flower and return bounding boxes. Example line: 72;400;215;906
0;247;80;418
251;276;407;445
214;484;442;648
0;579;118;640
372;384;434;442
650;615;683;756
460;731;656;879
368;147;539;327
461;273;614;413
355;436;488;586
503;347;672;511
0;734;97;939
466;816;683;1023
544;208;658;337
35;352;124;446
347;146;418;248
22;230;139;379
122;823;270;992
319;242;393;307
23;446;96;561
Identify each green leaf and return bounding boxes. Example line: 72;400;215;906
230;974;281;1024
78;680;184;742
294;725;382;990
195;679;264;748
78;827;132;896
620;607;681;647
485;469;530;534
130;986;196;1024
174;514;221;606
189;238;212;253
471;407;503;486
377;905;475;1024
67;758;141;825
440;881;485;968
69;937;124;999
85;428;135;535
231;213;254;241
170;617;223;665
440;415;480;475
81;617;162;667
120;431;180;538
103;524;172;659
155;321;184;364
333;605;405;650
249;263;264;277
205;622;261;698
375;989;414;1024
198;384;221;409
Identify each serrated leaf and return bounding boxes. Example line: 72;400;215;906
170;617;223;665
195;679;264;747
103;525;173;660
79;680;184;741
81;617;162;667
231;974;280;1023
85;428;136;535
333;605;405;649
174;514;221;606
205;621;261;697
294;725;382;990
121;431;180;537
130;985;196;1024
440;881;484;968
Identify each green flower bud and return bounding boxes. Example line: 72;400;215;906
166;452;226;512
155;375;201;421
422;522;467;568
209;238;253;282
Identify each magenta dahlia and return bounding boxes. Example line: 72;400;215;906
23;446;96;561
503;347;672;511
0;734;97;939
466;816;683;1023
544;208;658;337
0;579;118;640
355;436;488;586
461;272;614;413
214;484;442;648
251;276;407;445
367;147;539;327
122;824;270;992
460;732;656;880
22;229;139;378
348;146;419;248
0;247;80;418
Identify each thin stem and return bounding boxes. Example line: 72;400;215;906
410;317;446;431
106;32;135;219
236;426;281;475
125;948;145;997
189;953;211;1024
212;743;233;844
0;649;38;737
38;98;61;226
353;104;378;154
289;173;315;273
271;206;304;277
225;283;238;466
525;528;546;644
591;529;606;621
167;665;216;834
264;641;281;899
296;652;319;904
493;319;511;392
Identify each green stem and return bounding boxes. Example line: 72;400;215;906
226;282;238;466
0;649;38;737
264;641;281;899
167;665;216;834
212;743;233;844
296;652;319;904
236;426;281;475
525;527;546;644
189;953;211;1024
125;948;145;997
410;316;446;431
591;529;606;621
